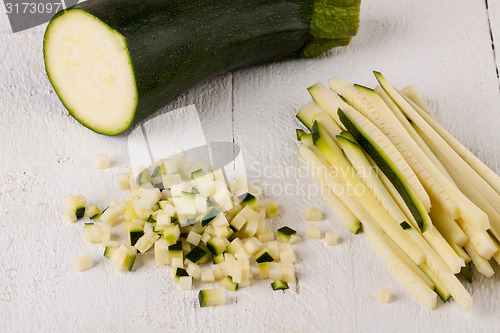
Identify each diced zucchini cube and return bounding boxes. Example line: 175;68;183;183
198;289;225;307
83;205;100;219
234;247;250;261
185;246;209;264
265;241;279;259
111;245;136;271
212;264;223;280
276;226;297;243
255;249;274;263
325;232;338;246
264;200;279;218
127;225;144;246
257;226;275;242
268;263;282;280
377;288;392;303
201;268;215;283
281;264;295;283
306;225;322;239
243;237;262;256
164;225;181;246
289;234;302;244
174;267;189;283
187;263;202;279
155;238;169;264
221;275;238;291
95;154;110;169
258;262;270;279
116;173;130;191
186;231;202;246
271;279;289;291
103;246;118;259
303;205;323;221
73;255;93;272
207;238;227;256
279;249;296;263
179;276;193;290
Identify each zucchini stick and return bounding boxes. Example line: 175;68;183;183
298;143;425;265
429;207;469;247
400;92;500;197
364;223;438;310
374;85;454;184
375;72;490;232
400;85;432;115
464;243;495;278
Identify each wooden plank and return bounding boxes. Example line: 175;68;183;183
0;0;500;331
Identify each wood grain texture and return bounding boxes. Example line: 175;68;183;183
1;0;500;331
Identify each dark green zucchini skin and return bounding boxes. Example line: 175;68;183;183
53;0;360;134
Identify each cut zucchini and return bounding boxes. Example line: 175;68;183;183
174;267;189;283
221;275;239;291
324;232;338;246
337;135;409;226
65;194;86;220
363;223;438;310
374;72;490;232
255;249;275;263
308;124;425;265
308;83;346;127
336;110;431;232
45;1;359;135
238;193;260;210
296;129;308;141
464;242;495;278
83;205;100;219
461;262;473;283
271;279;289;291
206;238;227;256
400;85;432;114
198;289;225;307
198;207;219;227
73;255;94;272
276;226;297;243
302;206;323;221
296;101;324;130
400;222;411;230
401;88;500;196
191;169;205;180
329;78;443;215
419;264;451;302
95;154;110;169
110;245;136;271
127;225;144;246
320;183;361;234
168;241;183;258
339;131;356;143
264;201;279;218
376;288;391;304
103;246;118;259
164;225;181;245
335;80;459;222
185;246;209;264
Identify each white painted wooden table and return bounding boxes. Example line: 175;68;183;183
1;0;500;331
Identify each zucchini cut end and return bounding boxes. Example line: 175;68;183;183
44;9;138;135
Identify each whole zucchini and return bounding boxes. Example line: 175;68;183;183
43;0;360;135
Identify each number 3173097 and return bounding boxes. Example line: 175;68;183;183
5;2;62;14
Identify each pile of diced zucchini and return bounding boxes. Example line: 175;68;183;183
65;153;300;307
